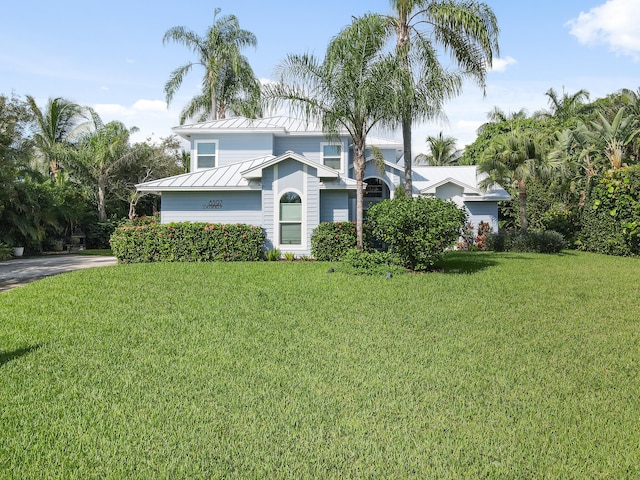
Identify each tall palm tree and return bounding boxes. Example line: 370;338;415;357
26;96;87;180
163;8;261;123
479;132;558;231
383;0;500;194
414;132;460;165
587;107;639;169
264;14;400;249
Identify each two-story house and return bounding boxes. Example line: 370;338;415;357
136;116;510;255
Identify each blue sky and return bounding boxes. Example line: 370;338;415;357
1;0;638;155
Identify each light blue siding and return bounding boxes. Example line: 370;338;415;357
465;201;499;233
320;191;349;222
262;168;275;251
160;191;262;224
277;158;305;192
191;133;273;167
436;183;464;200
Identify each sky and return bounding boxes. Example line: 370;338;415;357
1;0;639;156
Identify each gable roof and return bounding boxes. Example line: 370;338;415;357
136;152;356;193
241;151;341;180
412;166;511;201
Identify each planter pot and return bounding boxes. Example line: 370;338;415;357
53;240;64;252
13;247;24;257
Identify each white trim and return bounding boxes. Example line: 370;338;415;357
321;141;345;174
277;186;305;251
192;139;219;171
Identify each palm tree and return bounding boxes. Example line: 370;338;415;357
163;8;261;123
264;14;400;249
72;119;138;221
26;96;87;180
479;132;558;231
536;87;591;124
587;107;639;170
414;132;460;165
382;0;500;194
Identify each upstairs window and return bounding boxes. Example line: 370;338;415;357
279;192;302;245
322;143;342;170
196;141;217;169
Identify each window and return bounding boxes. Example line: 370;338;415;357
195;141;217;169
279;192;302;245
322;143;342;170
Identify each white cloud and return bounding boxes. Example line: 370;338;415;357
93;100;180;143
567;0;640;60
490;56;517;72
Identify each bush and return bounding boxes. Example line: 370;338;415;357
579;166;640;256
109;221;265;263
0;242;12;260
366;197;466;270
341;249;405;276
85;219;120;249
311;221;360;261
486;230;566;254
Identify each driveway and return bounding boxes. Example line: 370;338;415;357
0;255;117;293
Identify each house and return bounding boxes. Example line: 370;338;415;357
136;116;510;255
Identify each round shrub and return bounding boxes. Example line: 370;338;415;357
366;197;466;270
311;221;358;261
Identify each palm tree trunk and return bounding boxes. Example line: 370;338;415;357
98;175;107;222
353;139;366;250
518;179;528;231
402;112;412;195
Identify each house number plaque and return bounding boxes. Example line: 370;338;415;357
203;200;223;209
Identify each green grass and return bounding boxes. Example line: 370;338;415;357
1;252;639;478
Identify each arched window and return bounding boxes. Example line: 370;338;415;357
279;192;302;245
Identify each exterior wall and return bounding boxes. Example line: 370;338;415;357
274;135;349;174
464;201;500;233
190;132;273;170
435;184;465;206
320;191;349;222
160;191;262;224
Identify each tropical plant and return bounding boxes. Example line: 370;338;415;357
71;119;138;221
163;8;261;123
25;96;88;179
381;0;500;194
414;131;461;165
479;131;559;231
535;87;591;125
264;14;400;250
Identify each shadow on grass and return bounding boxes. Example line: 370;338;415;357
0;345;41;368
435;252;498;274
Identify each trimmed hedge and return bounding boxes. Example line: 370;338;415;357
311;221;360;261
110;221;265;263
367;197;466;270
486;230;566;253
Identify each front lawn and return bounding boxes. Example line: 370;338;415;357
1;252;638;478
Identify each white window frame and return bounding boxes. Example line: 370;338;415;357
278;190;303;247
321;141;344;172
193;139;219;170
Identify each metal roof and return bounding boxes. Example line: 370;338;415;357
412;166;511;201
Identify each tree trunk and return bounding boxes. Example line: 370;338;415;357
518;179;528;231
353;139;366;250
98;174;107;222
402;112;413;195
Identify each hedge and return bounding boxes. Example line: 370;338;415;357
311;221;359;261
110;221;265;263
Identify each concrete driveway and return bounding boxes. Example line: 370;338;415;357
0;255;117;293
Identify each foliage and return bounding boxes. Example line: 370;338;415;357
85;219;120;249
265;248;281;261
311;221;361;261
486;230;566;253
367;197;466;270
163;8;261;122
109;221;265;263
283;252;295;261
579;165;640;256
0;242;12;260
475;221;492;250
414;132;461;165
340;248;405;276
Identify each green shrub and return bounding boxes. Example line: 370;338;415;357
366;197;466;270
541;209;580;246
109;221;265;263
0;242;12;260
311;221;359;261
85;219;120;249
579;166;640;256
283;252;296;261
265;249;281;261
341;249;405;276
486;230;566;253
